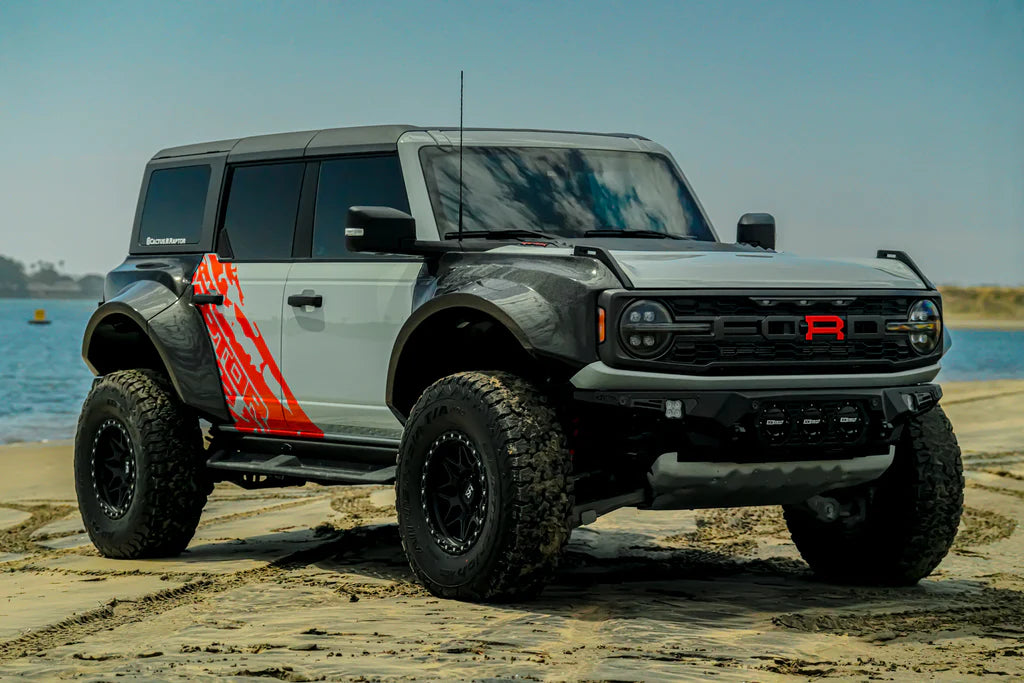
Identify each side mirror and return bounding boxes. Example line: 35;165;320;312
737;213;776;250
345;206;417;253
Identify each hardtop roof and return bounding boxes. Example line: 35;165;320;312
152;125;649;161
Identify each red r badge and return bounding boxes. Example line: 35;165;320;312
805;315;845;340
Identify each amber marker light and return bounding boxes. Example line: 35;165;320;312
598;307;606;343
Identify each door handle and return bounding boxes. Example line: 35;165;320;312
193;293;224;306
288;293;323;308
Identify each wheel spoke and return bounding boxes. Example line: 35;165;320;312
441;459;460;485
442;501;463;525
456;445;472;472
439;492;462;508
436;479;459;494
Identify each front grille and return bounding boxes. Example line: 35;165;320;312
608;293;939;375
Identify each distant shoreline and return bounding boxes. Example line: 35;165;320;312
946;317;1024;331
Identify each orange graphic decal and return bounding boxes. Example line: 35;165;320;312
193;254;324;439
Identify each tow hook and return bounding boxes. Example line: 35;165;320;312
805;495;841;522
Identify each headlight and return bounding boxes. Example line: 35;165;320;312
905;299;942;354
619;300;673;358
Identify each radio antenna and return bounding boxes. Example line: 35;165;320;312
457;70;464;241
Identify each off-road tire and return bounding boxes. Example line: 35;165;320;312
396;371;573;602
784;405;963;585
74;369;210;558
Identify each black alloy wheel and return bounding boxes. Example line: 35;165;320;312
421;430;488;554
91;418;137;519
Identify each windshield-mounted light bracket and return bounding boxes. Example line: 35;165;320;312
572;245;634;289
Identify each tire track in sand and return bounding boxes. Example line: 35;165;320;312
0;489;405;661
0;502;75;554
0;524;404;661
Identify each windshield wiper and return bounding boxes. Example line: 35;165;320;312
583;229;692;240
443;229;557;241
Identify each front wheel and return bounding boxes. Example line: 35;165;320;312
396;371;573;601
784;405;964;585
74;369;210;558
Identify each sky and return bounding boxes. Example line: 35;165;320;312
1;0;1022;285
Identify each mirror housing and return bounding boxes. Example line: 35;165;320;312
737;213;776;250
345;206;417;254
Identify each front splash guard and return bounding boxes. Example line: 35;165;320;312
646;449;894;510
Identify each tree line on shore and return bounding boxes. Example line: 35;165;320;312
939;286;1024;321
0;255;103;299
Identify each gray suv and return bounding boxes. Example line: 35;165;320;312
75;125;962;600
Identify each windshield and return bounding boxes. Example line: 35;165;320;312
420;146;715;241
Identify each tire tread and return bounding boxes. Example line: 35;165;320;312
784;405;964;585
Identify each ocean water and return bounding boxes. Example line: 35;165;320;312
0;299;97;444
0;298;1020;444
938;328;1024;382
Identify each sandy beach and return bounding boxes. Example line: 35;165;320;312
0;380;1021;680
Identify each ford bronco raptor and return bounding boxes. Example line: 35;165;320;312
76;125;962;601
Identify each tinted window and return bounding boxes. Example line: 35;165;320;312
220;163;304;259
312;155;409;258
138;165;210;247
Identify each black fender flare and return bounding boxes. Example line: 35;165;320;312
82;280;230;422
385;288;555;411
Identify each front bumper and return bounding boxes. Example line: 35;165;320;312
574;383;942;462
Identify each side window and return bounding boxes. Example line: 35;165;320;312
138;165;210;247
312;155;409;259
220;162;305;260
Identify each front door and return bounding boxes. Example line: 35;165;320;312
280;154;421;440
282;261;422;439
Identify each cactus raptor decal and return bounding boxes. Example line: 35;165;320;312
192;254;323;438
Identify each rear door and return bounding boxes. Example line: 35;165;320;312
195;161;323;437
281;154;422;440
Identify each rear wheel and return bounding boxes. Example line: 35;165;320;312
784;405;963;585
74;369;210;558
396;371;573;601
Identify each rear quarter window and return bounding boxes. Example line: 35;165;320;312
219;162;305;260
138;165;211;247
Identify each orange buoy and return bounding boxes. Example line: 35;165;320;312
28;308;52;325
